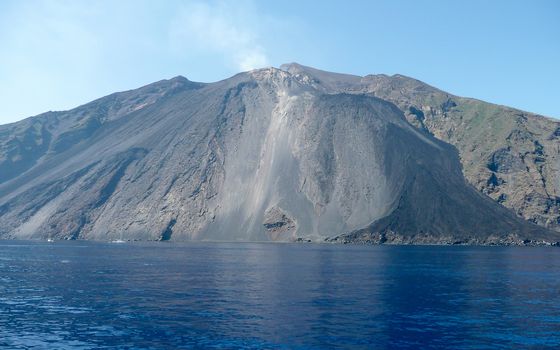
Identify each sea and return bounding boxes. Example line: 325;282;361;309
1;241;559;349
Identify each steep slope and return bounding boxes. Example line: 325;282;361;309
0;76;199;186
282;63;560;232
0;67;557;244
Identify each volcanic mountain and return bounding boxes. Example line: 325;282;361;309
0;64;558;244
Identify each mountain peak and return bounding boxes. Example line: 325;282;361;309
278;63;362;93
279;62;306;73
247;66;288;77
1;65;559;244
280;62;360;78
169;75;190;83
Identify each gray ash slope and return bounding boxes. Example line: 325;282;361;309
0;66;558;244
282;63;560;236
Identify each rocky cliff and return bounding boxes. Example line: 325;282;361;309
0;65;558;244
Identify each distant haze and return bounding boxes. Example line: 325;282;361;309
0;0;558;124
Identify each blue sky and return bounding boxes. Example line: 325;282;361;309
0;0;558;124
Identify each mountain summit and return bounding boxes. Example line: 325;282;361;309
0;64;558;244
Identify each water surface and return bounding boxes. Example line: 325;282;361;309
1;241;559;349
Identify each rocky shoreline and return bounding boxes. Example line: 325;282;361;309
322;231;560;247
4;235;559;247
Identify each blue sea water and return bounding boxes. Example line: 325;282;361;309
1;241;559;349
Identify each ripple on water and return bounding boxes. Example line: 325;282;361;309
1;242;560;349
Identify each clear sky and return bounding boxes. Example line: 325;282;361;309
0;0;558;124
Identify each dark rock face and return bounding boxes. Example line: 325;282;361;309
263;207;296;241
0;65;558;244
487;148;525;174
